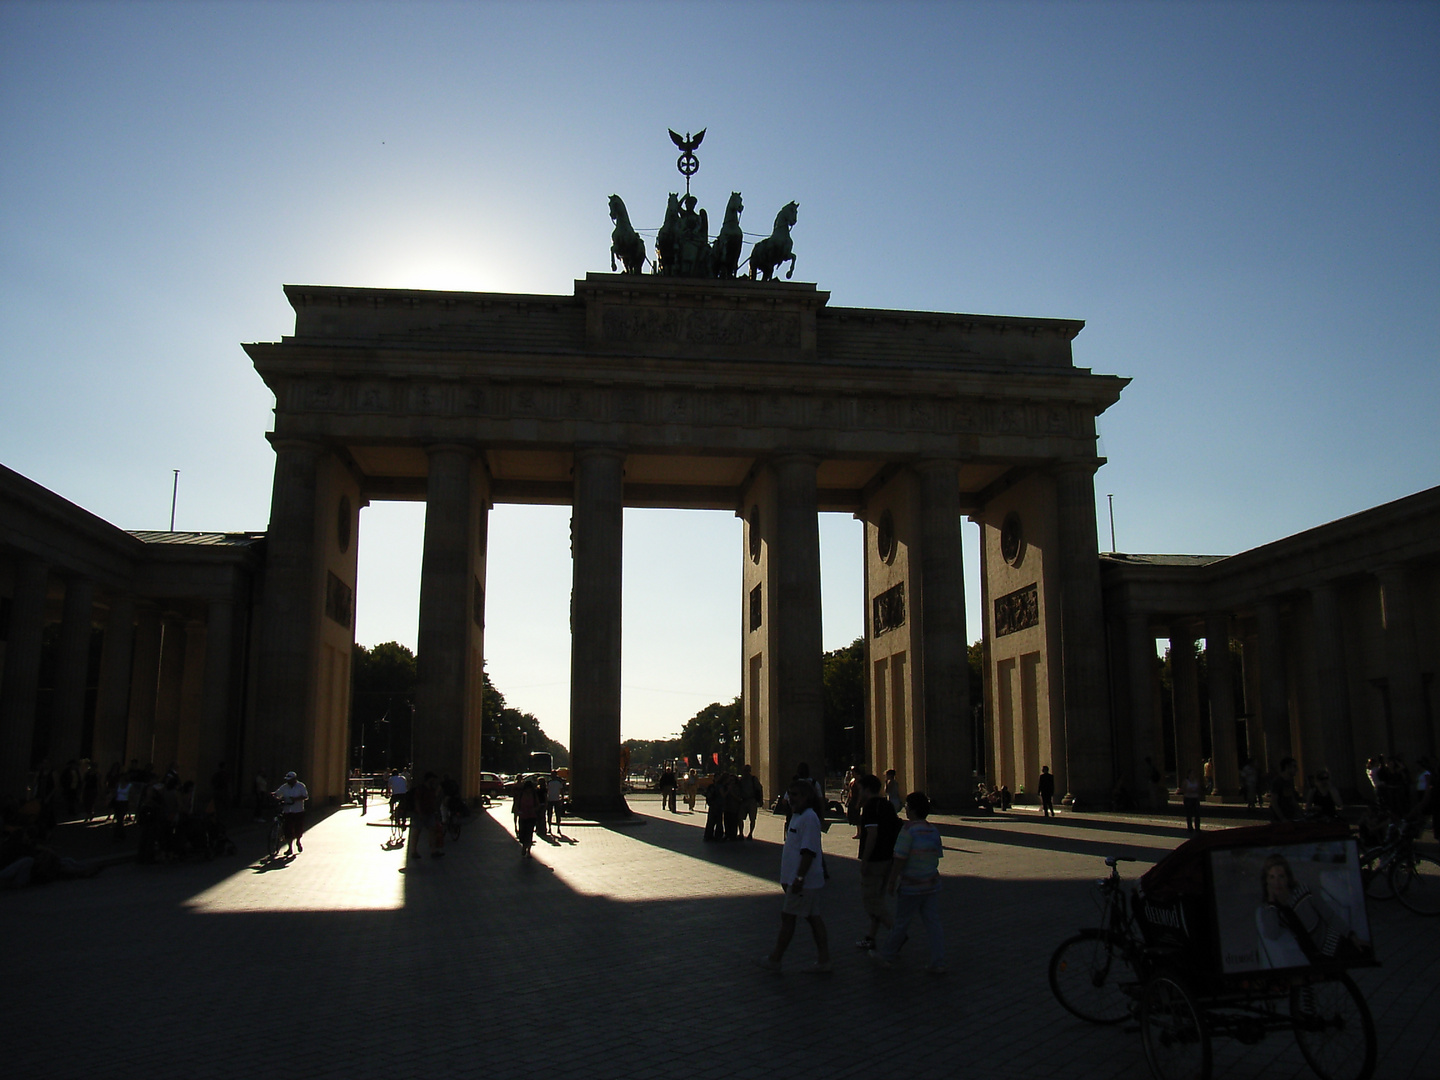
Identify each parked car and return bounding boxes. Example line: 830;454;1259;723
476;772;506;802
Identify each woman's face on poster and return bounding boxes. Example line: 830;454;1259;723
1265;862;1292;904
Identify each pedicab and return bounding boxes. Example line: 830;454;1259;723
1049;822;1378;1080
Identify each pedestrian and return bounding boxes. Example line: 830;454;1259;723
514;779;540;857
1038;765;1056;818
111;771;131;840
1408;756;1435;841
252;770;269;821
80;762;99;822
1181;768;1203;833
410;772;444;859
271;771;309;857
386;768;408;821
1144;755;1167;812
658;766;678;813
869;790;945;973
546;771;565;836
1305;769;1343;820
703;774;724;841
738;763;764;839
854;773;900;951
1240;757;1259;810
1269;757;1301;823
757;781;831;973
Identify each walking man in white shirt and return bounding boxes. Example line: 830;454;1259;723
272;771;309;857
758;781;832;973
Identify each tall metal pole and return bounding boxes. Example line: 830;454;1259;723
170;469;180;530
1107;493;1116;552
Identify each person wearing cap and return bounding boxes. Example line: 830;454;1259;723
271;772;309;857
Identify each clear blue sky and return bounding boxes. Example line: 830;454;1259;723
3;1;1436;743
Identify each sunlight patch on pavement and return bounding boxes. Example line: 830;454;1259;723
184;809;405;912
487;807;771;901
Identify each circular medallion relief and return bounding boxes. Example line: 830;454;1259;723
876;510;896;565
748;505;761;564
1000;511;1025;568
337;495;352;553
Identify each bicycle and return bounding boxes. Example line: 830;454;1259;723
1048;855;1148;1024
1359;816;1440;915
1052;828;1379;1080
265;808;285;861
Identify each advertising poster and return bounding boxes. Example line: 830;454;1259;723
1209;840;1372;975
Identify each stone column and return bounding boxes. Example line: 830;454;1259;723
1126;613;1162;808
176;617;207;780
0;556;48;794
569;447;626;813
92;595;136;768
152;616;186;770
198;599;234;794
1309;583;1356;789
1054;465;1113;807
1240;631;1263;774
253;439;322;781
126;605;163;767
415;445;478;785
1205;613;1239;799
1170;624;1202;789
1254;598;1291;772
50;575;96;767
916;460;970;803
1378;566;1430;758
771;455;825;783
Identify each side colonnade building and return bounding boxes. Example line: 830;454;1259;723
0;464;261;799
1100;487;1440;807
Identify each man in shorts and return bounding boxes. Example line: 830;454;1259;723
271;771;309;857
757;782;831;973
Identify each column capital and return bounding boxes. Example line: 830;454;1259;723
425;442;476;461
572;444;627;463
265;435;324;456
767;450;821;469
1050;459;1102;479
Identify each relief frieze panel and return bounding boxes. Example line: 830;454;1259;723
283;376;1080;445
601;306;801;350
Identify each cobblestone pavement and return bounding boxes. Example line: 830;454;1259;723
9;800;1437;1079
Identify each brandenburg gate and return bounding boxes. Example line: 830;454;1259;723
245;272;1126;813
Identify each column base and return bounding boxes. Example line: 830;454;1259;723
566;795;635;821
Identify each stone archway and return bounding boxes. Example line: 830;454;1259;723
245;274;1126;808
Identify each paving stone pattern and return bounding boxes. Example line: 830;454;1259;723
8;801;1436;1079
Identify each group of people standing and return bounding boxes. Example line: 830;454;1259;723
653;764;765;841
511;772;566;857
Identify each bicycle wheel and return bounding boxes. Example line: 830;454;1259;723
1391;850;1440;916
1290;974;1376;1080
1140;973;1211;1080
1048;931;1135;1024
267;818;282;859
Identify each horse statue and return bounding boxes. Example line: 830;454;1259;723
711;191;744;279
608;195;647;274
655;193;680;275
749;201;798;281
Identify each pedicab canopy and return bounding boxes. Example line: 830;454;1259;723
1135;822;1374;981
